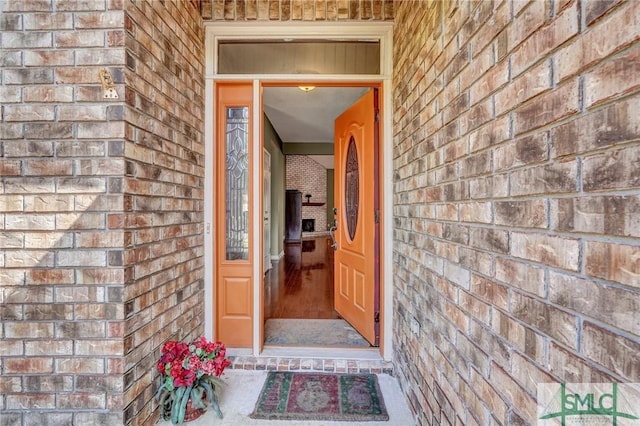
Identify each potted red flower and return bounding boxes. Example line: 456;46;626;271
155;337;231;424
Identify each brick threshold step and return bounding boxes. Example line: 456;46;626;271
227;346;393;375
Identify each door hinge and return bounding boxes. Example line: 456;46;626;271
374;209;380;224
374;109;380;122
374;312;380;323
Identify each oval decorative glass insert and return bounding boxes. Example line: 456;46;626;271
345;136;359;240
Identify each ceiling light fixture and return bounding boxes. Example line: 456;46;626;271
298;86;316;92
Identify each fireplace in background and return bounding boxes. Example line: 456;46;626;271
302;219;315;232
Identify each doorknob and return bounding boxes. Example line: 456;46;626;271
329;220;338;251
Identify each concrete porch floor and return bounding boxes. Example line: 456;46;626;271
156;369;415;425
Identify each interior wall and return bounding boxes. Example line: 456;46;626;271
286;155;328;235
326;169;335;229
264;115;286;257
393;1;640;424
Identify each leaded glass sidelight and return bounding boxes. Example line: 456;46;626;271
345;136;359;240
225;107;250;260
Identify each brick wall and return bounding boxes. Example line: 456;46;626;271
286;155;328;236
0;0;204;424
121;1;205;425
392;0;640;424
201;0;394;21
0;0;127;424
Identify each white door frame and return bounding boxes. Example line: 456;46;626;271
203;22;394;360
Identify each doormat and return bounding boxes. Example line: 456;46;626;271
264;319;370;347
250;371;389;421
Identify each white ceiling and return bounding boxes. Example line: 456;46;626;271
308;155;335;169
263;86;370;144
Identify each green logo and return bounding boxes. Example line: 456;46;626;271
538;383;640;425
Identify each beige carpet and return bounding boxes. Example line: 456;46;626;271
264;319;371;347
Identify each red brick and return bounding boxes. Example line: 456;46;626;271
470;319;511;368
584;0;624;26
511;2;579;77
585;241;640;289
553;195;640;237
459;291;491;324
0;86;21;103
582;145;640;192
460;98;492;136
511;352;555;395
1;31;52;49
23;12;73;29
56;358;105;374
5;394;55;410
23;85;74;103
55;30;105;47
549;271;640;335
552;95;640;157
494;133;548;171
2;0;50;12
513;79;579;135
582;322;640;380
4;357;53;374
495;257;545;296
511;232;579;271
491;363;537;423
24;50;74;66
3;105;55;122
507;0;547;51
510;159;577;196
583;43;640;108
0;160;21;176
24;159;73;176
469;0;510;55
460;45;494;92
3;68;54;84
469;59;509;103
555;1;639;81
469;173;509;199
510;292;578;348
468;115;510;153
57;393;106;409
459;201;491;224
495;59;551;116
75;11;124;28
549;342;615;383
494;199;547;228
470;275;508;310
492;308;545;362
469;368;508;424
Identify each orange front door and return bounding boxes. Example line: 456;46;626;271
333;89;379;345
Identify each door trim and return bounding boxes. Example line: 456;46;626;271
204;22;394;360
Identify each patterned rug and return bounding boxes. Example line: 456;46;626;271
250;371;389;421
264;319;370;347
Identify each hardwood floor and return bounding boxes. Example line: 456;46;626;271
264;237;339;319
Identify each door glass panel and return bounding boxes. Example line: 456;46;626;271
345;136;359;240
225;106;250;260
218;40;380;75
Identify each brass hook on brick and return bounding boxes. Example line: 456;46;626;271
99;69;118;99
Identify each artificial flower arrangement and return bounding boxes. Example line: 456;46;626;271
155;337;231;424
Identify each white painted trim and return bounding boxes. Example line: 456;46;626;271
204;21;394;361
382;79;393;359
270;251;284;262
204;79;214;341
252;80;262;356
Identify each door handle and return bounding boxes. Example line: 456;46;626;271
329;220;338;250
